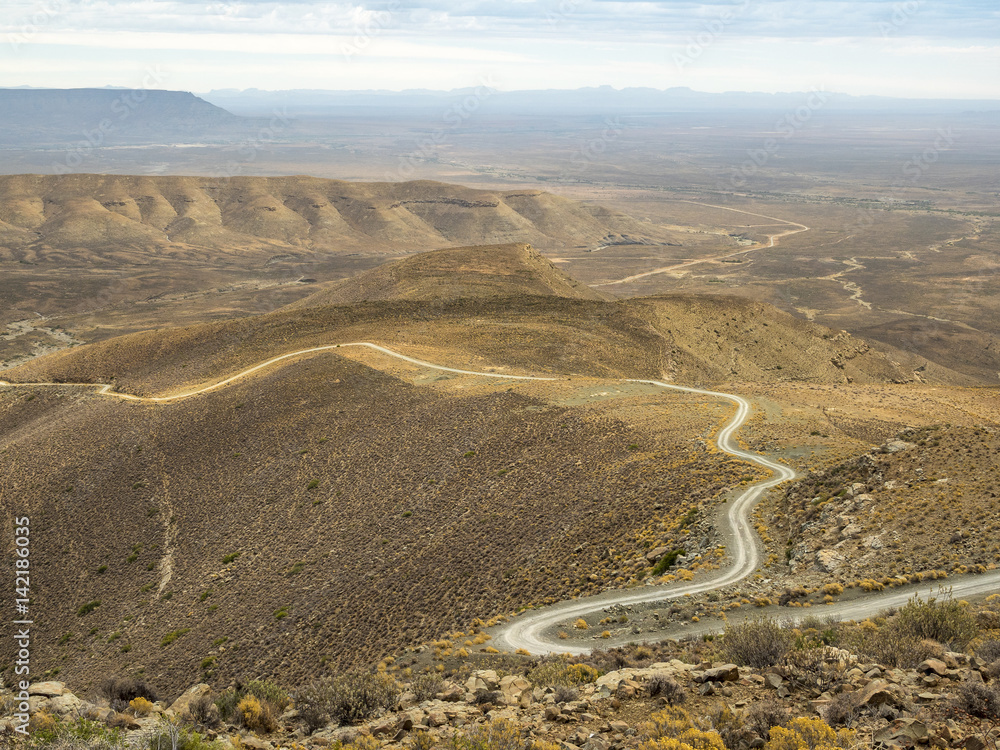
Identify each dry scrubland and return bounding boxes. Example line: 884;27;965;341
7;596;1000;750
0;352;752;696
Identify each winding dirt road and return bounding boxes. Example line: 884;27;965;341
3;341;997;654
596;201;810;287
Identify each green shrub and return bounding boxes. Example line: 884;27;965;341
140;717;221;750
25;716;127;749
294;672;399;732
652;549;685;576
215;678;289;729
721;617;792;668
100;677;159;712
453;718;524;750
410;673;444;702
160;628;190;647
893;592;978;648
76;600;101;617
221;552;240;564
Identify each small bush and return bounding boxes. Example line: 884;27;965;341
140;717;218;750
764;717;855;750
641;706;726;750
954;681;1000;719
976;639;1000;664
295;672;399;731
128;697;154;717
188;694;219;727
721;617;792;668
823;692;863;727
215;679;289;729
647;674;686;705
574;618;589;630
410;673;444;702
528;659;598;688
893;592;978;649
100;677;159;712
25;716;127;749
743;700;790;742
237;694;277;733
76;600;101;617
454;717;523;750
553;685;578;703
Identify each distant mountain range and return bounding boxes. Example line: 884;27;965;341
0;88;245;147
198;85;1000;116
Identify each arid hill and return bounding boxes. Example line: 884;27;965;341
288;243;611;306
0;244;981;696
0;174;673;262
0;352;746;695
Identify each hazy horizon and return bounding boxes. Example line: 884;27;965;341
2;1;998;99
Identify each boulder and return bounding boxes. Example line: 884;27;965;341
695;664;740;683
884;440;915;453
857;679;895;707
646;546;670;563
48;693;84;716
28;682;66;698
169;684;212;719
500;675;532;707
918;659;948;677
815;549;845;572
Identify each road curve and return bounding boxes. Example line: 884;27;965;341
5;341;993;652
0;342;559;402
493;379;797;655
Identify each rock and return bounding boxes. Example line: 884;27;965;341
583;738;609;750
169;684;212;719
696;664;740;683
764;673;783;690
699;683;715;696
500;676;532;707
874;718;927;746
965;738;987;750
841;523;863;539
861;535;884;550
858;680;895;707
472;670;500;690
239;737;271;750
28;682;66;698
427;711;448;728
609;721;629;733
438;683;465;702
48;693;83;716
646;546;670;563
815;549;845;572
884;440;915;453
918;659;948;677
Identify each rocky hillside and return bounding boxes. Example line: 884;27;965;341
8;600;1000;750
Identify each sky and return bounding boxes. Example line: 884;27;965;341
2;1;999;99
